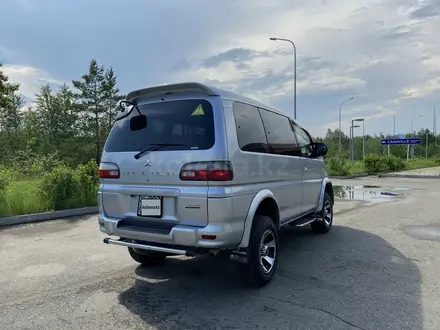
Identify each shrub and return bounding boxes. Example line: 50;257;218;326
0;166;20;192
11;150;66;178
38;166;80;211
75;160;99;206
30;152;67;177
363;154;387;173
38;160;99;211
384;155;406;171
326;152;351;176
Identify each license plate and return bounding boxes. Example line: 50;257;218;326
137;196;162;217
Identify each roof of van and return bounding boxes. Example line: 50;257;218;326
126;81;293;120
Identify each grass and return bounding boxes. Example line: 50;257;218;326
327;158;440;177
0;180;48;218
350;161;366;174
0;179;99;218
406;159;438;170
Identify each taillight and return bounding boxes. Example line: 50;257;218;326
179;161;233;181
99;162;120;179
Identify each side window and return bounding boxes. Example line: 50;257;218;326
292;123;314;157
232;102;268;153
259;109;301;156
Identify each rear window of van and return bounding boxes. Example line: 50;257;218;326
104;99;215;152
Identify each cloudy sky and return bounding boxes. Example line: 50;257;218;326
1;0;439;137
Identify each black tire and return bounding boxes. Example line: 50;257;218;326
237;215;279;288
128;247;167;266
311;192;333;234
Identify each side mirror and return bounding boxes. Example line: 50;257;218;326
313;142;328;157
130;114;147;131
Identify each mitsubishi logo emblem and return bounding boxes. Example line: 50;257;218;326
144;160;151;167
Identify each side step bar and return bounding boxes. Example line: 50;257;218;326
288;214;323;227
103;237;195;256
294;218;316;227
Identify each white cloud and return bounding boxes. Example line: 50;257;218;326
168;0;440;136
2;0;440;137
2;64;63;102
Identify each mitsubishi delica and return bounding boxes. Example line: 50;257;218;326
98;82;334;287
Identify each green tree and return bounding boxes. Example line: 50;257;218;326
0;63;20;109
0;64;24;163
72;59;107;164
102;67;124;134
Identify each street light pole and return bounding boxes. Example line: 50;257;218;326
338;97;354;150
362;120;365;160
351;118;364;165
350;123;360;166
270;37;297;120
407;115;423;161
426;131;428;158
411;115;423;160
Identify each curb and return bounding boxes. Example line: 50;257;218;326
0;206;98;227
381;174;440;179
330;174;370;179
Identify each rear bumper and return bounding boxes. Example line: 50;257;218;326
98;213;243;249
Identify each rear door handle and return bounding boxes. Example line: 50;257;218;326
304;166;308;171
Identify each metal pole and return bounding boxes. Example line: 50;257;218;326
411;120;414;160
339;103;342;150
426;131;428;158
349;126;351;157
390;117;394;156
362;121;365;160
269;37;296;120
410;115;423;160
351;120;355;166
293;44;296;121
337;97;354;150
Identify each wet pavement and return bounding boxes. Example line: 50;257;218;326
333;184;406;205
1;176;440;329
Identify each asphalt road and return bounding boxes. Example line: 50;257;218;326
1;177;440;330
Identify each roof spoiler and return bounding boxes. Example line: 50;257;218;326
126;82;219;102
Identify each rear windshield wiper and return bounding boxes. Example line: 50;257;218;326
134;143;186;159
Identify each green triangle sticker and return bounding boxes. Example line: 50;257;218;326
191;104;205;116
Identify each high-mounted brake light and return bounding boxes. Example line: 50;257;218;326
99;162;120;179
179;161;233;181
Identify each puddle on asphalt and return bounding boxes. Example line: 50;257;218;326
404;225;440;242
333;185;407;205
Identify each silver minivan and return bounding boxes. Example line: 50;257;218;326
98;82;334;287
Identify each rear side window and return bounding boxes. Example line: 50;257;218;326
232;102;268;153
105;99;215;152
259;109;301;156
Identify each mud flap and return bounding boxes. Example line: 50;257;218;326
230;249;248;264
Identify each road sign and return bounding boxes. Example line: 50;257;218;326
381;138;421;145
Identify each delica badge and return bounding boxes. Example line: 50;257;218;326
191;104;205;116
